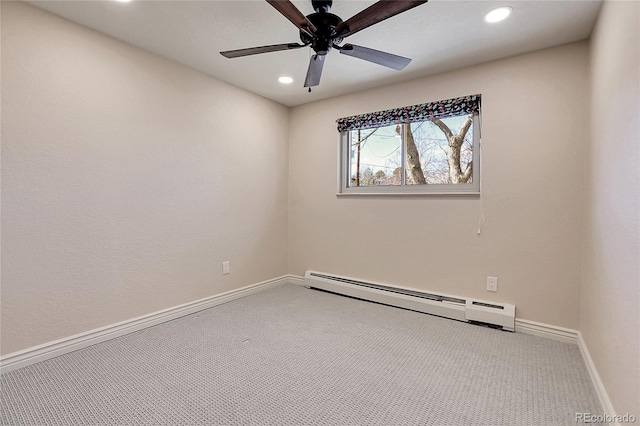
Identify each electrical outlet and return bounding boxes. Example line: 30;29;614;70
222;261;230;275
486;276;498;292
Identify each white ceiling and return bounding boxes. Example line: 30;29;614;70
28;0;602;107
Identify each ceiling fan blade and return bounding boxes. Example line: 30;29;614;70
338;44;411;70
335;0;428;38
266;0;317;37
220;43;305;58
304;54;326;88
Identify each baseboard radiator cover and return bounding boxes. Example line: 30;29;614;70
305;271;515;332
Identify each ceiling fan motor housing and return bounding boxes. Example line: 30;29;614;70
300;11;343;55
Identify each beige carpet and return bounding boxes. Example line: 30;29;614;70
1;284;602;425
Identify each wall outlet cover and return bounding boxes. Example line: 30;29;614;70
487;276;498;292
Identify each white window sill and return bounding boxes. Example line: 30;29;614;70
336;192;480;197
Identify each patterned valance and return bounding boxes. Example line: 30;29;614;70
336;94;481;132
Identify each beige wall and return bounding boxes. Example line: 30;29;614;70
582;0;640;416
1;1;290;355
289;42;590;329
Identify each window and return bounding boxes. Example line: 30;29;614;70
338;95;481;195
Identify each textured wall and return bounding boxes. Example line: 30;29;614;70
581;0;640;416
1;2;289;355
288;42;590;329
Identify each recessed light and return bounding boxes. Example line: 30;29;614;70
278;76;294;84
485;6;512;23
114;0;132;3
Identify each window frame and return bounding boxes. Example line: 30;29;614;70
338;112;481;196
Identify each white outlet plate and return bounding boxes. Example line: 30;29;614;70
222;261;230;275
486;276;498;292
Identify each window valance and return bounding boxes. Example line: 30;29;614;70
336;94;481;132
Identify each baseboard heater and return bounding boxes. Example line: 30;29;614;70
304;271;515;332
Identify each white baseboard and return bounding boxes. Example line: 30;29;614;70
0;275;297;374
515;318;579;344
515;319;616;419
287;274;305;286
577;331;617;420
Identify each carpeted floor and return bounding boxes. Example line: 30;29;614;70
1;283;602;425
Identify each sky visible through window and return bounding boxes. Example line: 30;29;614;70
349;115;472;186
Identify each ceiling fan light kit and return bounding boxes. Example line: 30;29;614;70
220;0;429;90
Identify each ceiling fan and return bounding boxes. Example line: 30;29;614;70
220;0;428;90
